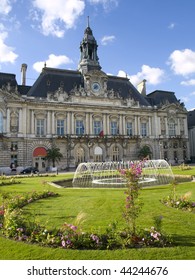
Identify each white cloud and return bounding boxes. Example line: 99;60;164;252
88;0;118;10
0;23;18;64
168;49;195;76
122;65;165;86
117;70;127;78
181;96;190;104
32;0;85;37
190;91;195;96
101;35;115;45
33;54;73;72
0;0;12;15
181;79;195;86
168;22;175;29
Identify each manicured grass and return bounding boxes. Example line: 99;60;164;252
0;173;195;260
171;165;195;176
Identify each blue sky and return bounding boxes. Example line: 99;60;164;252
1;0;195;111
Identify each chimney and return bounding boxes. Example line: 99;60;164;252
21;63;27;85
137;79;147;96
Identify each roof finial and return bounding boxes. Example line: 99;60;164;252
87;16;90;28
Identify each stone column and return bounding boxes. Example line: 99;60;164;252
165;117;168;136
90;113;94;134
67;112;70;134
51;112;55;135
31;110;34;134
47;111;51;135
107;114;110;135
135;116;139;135
86;113;90;134
148;116;151;136
119;115;123;134
18;108;23;133
103;114;107;135
71;113;75;134
6;108;10;133
123;116;126;135
177;118;180;135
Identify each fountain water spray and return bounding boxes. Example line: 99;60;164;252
72;160;174;188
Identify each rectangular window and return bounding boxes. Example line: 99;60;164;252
111;121;118;135
169;123;176;136
127;122;133;136
11;142;18;151
57;120;64;135
94;121;101;135
141;123;147;136
36;119;45;136
76;120;84;135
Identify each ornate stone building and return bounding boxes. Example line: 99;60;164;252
0;23;189;172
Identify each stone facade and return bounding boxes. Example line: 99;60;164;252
0;23;190;172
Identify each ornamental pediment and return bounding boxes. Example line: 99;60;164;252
161;102;186;113
0;85;23;101
47;86;69;102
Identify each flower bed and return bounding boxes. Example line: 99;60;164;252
161;180;195;212
0;163;173;249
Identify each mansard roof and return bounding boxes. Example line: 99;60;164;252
146;90;179;107
25;67;150;106
0;72;30;96
107;75;150;106
27;67;83;98
0;72;17;88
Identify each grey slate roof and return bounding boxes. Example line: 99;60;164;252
0;72;31;96
25;67;150;106
27;67;83;98
18;85;31;95
0;72;17;88
107;75;150;106
146;90;178;107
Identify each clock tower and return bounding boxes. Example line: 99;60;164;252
78;17;101;75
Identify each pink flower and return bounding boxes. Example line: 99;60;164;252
70;225;77;231
119;169;126;175
151;231;161;240
62;240;66;247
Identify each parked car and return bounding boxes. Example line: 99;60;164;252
20;167;39;174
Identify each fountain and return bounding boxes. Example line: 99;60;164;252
72;159;174;188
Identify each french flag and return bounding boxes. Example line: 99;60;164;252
99;130;104;137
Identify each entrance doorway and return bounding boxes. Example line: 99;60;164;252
33;147;47;172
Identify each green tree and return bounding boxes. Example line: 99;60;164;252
46;146;63;167
138;145;152;159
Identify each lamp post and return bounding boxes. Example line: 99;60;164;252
66;135;71;171
159;142;162;159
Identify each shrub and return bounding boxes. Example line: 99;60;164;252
161;180;195;212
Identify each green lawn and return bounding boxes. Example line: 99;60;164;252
0;172;195;260
171;165;195;176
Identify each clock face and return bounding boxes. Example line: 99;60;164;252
92;82;100;92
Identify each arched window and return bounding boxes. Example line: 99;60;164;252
168;120;176;136
111;146;119;161
0;111;3;133
94;146;103;162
